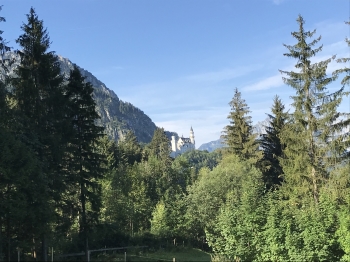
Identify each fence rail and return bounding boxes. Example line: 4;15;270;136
57;245;148;261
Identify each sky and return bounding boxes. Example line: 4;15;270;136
1;0;349;147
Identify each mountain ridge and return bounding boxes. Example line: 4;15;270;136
57;55;159;144
5;52;160;144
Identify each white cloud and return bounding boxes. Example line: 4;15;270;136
272;0;285;5
243;74;283;91
314;21;348;41
184;66;260;83
112;66;124;70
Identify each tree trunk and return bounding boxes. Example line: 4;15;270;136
41;234;47;262
80;183;88;262
0;219;2;262
6;216;10;262
311;167;318;204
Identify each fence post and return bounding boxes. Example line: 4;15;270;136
124;251;126;262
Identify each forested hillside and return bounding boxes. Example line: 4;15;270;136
1;7;350;262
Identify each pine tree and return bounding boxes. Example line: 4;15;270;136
259;96;288;189
222;88;262;163
64;65;104;261
279;15;349;204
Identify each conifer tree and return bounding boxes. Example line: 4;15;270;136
144;128;173;203
147;127;172;160
333;21;350;162
118;130;142;166
0;6;10;124
279;15;349;204
12;8;66;260
222;88;262;163
64;65;104;261
259;96;288;189
334;21;350;86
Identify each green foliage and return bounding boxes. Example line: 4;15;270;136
64;65;105;257
117;130;142;166
205;156;265;261
259;96;288;189
180;149;221;176
0;128;41;258
186;154;263;248
259;190;342;261
222;88;262;164
279;15;349;204
150;200;170;237
335;164;350;261
333;21;350;86
11;8;67;259
2;9;350;261
146;127;172;161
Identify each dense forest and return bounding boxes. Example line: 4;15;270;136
0;7;350;262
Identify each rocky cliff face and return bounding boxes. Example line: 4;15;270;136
57;55;158;144
6;52;158;144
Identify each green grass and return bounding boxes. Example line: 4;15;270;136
93;247;211;262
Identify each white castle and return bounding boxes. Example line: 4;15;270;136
170;127;195;158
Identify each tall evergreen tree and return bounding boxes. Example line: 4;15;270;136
117;130;142;166
222;88;262;163
279;15;349;204
12;8;66;260
147;127;172;161
64;65;104;261
259;95;288;189
0;5;10;123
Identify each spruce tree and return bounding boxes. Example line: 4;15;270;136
222;88;262;163
259;96;288;189
12;8;66;260
147;127;172;160
279;15;349;204
118;130;142;166
334;21;350;86
0;6;9;124
64;65;104;261
333;21;350;162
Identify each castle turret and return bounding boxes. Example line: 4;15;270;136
171;135;177;152
190;126;195;145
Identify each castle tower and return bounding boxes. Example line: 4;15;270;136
171;135;177;152
190;126;195;145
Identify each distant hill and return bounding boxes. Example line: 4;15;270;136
198;138;226;152
5;52;159;144
198;120;270;152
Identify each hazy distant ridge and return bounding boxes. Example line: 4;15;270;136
198;120;269;152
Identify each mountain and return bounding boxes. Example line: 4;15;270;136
198;138;226;152
57;56;159;144
198;120;269;152
5;52;158;144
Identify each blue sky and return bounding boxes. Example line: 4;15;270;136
1;0;349;147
